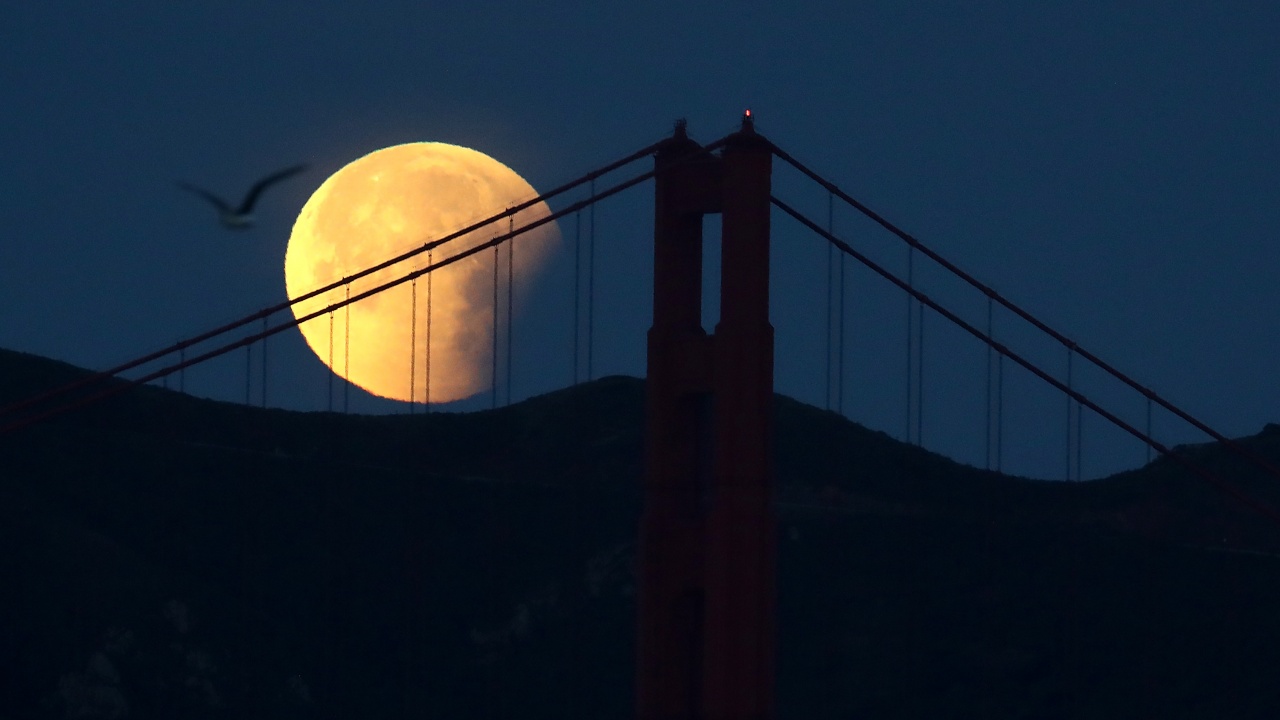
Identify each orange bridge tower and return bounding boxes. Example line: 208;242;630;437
637;113;776;720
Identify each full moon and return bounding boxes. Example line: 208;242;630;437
284;142;560;404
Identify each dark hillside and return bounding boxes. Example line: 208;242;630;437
2;348;1279;718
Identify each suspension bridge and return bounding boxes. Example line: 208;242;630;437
2;113;1279;719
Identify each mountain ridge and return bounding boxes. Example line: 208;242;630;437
3;346;1280;718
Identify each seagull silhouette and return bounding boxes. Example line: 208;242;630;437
177;164;307;229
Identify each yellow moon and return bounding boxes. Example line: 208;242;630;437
284;142;560;404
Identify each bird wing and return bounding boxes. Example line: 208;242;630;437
176;182;233;214
237;164;308;214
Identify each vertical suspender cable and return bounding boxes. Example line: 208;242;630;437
245;344;252;406
492;245;499;410
410;277;417;414
997;354;1004;473
837;204;846;416
261;316;268;408
587;178;596;381
905;246;915;444
179;345;185;394
426;251;433;412
986;298;993;470
1067;347;1074;480
328;313;334;412
1146;398;1153;464
344;285;350;414
916;302;924;445
573;210;581;385
825;206;834;410
507;216;514;405
979;298;994;719
327;312;332;409
1077;387;1083;480
1065;345;1081;717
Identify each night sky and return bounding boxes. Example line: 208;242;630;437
2;2;1277;481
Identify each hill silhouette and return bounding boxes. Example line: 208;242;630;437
2;347;1280;718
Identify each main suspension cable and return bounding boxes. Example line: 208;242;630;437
0;139;727;436
0;137;673;422
772;194;1280;526
770;143;1280;484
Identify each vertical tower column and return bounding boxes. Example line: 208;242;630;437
703;118;776;719
638;122;721;720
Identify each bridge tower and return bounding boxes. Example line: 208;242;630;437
638;114;776;720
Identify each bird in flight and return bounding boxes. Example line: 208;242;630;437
177;164;307;229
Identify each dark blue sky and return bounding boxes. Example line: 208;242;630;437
2;2;1277;481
